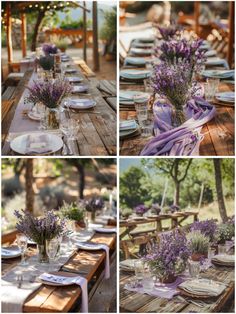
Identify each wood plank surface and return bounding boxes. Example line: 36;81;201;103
119;37;235;156
2;56;117;156
2;231;116;313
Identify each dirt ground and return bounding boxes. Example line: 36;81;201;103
1;47;117;81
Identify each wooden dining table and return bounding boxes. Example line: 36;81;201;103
119;38;235;156
2;55;117;156
2;230;116;313
120;264;234;313
120;212;199;240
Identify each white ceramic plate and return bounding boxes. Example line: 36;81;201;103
66;77;83;83
215;92;235;103
28;110;41;121
66;99;96;110
1;247;21;259
120;91;150;104
125;57;146;66
10;133;63;155
39;272;78;286
120;70;151;80
65;69;77;74
205;50;217;57
202;70;234;79
72;85;89;93
130;47;153;56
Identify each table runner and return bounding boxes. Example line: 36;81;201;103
141;97;216;156
1;245;84;313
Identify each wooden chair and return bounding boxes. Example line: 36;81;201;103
72;58;96;77
1;230;18;245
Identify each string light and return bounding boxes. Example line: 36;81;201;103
35;4;38;8
47;5;50;9
66;2;70;5
29;4;32;8
40;6;44;10
53;5;57;9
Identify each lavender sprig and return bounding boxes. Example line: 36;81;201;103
42;43;58;55
14;209;66;245
134;204;148;215
26;78;72;108
190;219;217;242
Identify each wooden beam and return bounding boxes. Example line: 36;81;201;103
83;1;87;62
227;1;234;68
6;3;13;66
92;2;99;71
71;1;90;13
21;13;27;57
194;1;200;36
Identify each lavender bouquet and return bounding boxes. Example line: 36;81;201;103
157;39;206;75
190;219;217;243
26;78;72;109
42;43;58;55
134;204;148;216
169;204;180;213
39;55;54;71
144;230;190;283
14;209;66;245
151;61;200;126
157;23;180;41
85;197;105;221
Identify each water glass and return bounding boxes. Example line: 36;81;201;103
16;233;29;266
218;244;227;255
204;82;215;102
206;78;220;94
141;119;153;137
46;239;60;269
208;247;216;260
188;259;200;279
134;260;144;281
136;109;148;127
225;240;233;253
133;93;149;111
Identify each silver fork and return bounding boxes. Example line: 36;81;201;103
17;274;23;288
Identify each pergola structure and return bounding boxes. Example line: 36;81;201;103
3;1;100;71
194;1;234;68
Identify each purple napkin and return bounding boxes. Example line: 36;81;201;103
140;97;216;156
125;276;185;299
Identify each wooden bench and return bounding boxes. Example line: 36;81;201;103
73;58;96;77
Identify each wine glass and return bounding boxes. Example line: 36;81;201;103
46;239;60;271
16;233;29;266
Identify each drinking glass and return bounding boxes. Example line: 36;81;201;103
206;78;220;94
133;93;149;111
218;244;227;255
225;240;233;254
141;119;153;137
208;247;216;260
16;233;29;266
134;260;144;282
204;82;215;102
46;239;60;270
142;267;154;291
144;78;153;93
136;109;148;127
188;260;200;279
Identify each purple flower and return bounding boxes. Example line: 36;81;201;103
144;230;190;278
42;43;58;55
26;78;72;108
169;204;180;213
157;23;181;41
85;197;104;212
14;209;66;245
190;219;217;242
134;204;148;215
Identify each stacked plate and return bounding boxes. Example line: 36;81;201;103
204;50;217;57
120;259;135;272
72;85;89;93
211;254;235;267
120;119;140;139
136;37;155;44
130;47;153;56
1;247;21;259
66;77;83;83
132;41;154;49
124;57;147;67
202;70;234;79
65;99;96;110
215;92;234;103
120;90;149;108
120;70;151;82
179;279;227;297
205;57;228;68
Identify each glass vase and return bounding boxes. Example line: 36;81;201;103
46;108;59;129
37;243;49;263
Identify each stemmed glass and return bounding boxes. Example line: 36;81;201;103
46;239;60;271
16;233;29;266
60;116;79;155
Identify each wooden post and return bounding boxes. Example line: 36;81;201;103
194;1;200;36
227;1;234;68
6;2;13;66
83;1;87;62
92;1;99;71
21;13;27;57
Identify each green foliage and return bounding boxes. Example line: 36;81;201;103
60;201;85;222
187;231;210;254
215;223;235;244
120;207;133;218
99;7;117;42
60;16;92;29
120;166;150;209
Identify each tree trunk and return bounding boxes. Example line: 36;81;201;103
25;159;34;212
213;159;228;222
31;9;47;51
174;181;180;206
75;164;85;199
